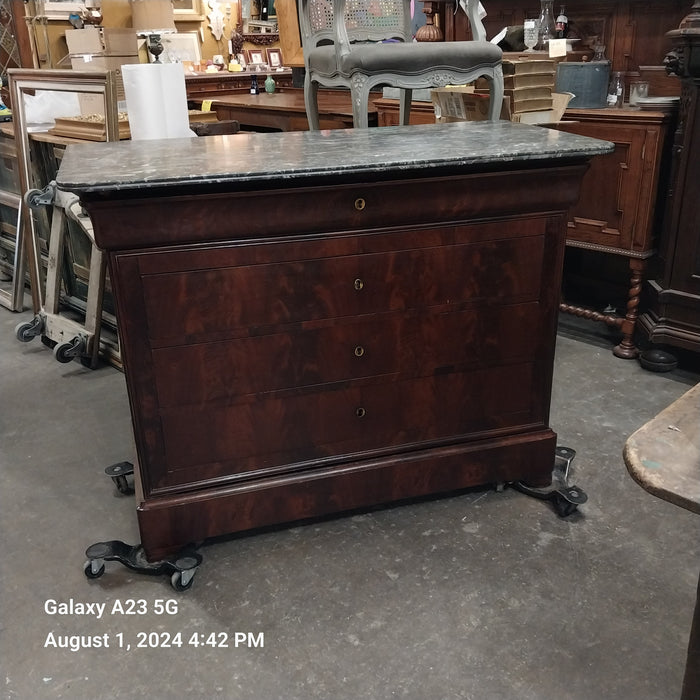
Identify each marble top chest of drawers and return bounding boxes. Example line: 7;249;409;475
57;121;612;560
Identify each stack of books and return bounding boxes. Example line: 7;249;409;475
501;59;557;114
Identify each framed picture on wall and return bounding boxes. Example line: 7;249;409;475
172;0;204;20
266;48;283;68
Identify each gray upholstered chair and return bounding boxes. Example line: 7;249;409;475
298;0;504;129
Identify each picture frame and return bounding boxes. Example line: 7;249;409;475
6;69;120;312
266;48;283;68
245;49;265;65
172;0;204;20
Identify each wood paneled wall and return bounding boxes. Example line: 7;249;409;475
450;0;688;72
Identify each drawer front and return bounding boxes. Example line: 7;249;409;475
141;233;544;344
154;362;536;490
152;302;541;404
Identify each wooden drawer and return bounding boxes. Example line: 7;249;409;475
141;233;544;344
152;302;541;403
152;362;538;491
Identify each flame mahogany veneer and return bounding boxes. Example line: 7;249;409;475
56;122;611;561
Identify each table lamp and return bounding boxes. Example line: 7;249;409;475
130;0;176;63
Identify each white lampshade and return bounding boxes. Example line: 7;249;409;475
130;0;176;33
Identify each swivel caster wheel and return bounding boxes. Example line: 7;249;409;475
552;489;585;517
170;566;197;592
83;559;105;579
15;315;43;342
53;336;86;363
24;182;56;209
105;461;134;495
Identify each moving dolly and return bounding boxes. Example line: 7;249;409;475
14;181;108;368
85;446;586;591
512;446;588;517
83;461;203;592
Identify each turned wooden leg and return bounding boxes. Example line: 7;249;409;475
613;257;646;359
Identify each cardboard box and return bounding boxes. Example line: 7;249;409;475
509;92;574;124
431;87;495;122
431;86;573;125
70;54;140;73
66;27;138;57
102;28;139;56
69;55;140;112
65;26;103;55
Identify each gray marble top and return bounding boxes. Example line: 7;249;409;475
56;120;613;195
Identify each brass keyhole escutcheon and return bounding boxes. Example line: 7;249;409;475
354;278;364;291
354;345;365;357
354;197;366;211
355;407;366;418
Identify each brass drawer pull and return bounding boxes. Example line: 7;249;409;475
354;278;364;291
355;407;367;418
354;345;365;357
354;197;366;211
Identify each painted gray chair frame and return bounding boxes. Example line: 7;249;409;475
298;0;504;129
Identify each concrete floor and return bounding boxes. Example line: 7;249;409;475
1;306;699;700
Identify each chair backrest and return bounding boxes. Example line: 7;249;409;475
298;0;488;67
299;0;412;62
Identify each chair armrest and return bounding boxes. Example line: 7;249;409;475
462;0;487;42
333;0;352;61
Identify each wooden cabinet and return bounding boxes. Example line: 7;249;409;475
56;122;609;561
638;9;700;355
554;107;675;357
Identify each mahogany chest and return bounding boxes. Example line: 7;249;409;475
56;121;612;560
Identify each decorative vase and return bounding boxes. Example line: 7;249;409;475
264;75;276;94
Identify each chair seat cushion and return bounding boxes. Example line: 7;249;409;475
308;41;502;78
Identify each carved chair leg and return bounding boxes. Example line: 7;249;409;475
351;76;372;129
613;257;646;359
485;68;504;121
304;76;321;130
399;88;413;125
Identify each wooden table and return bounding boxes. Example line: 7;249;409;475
624;383;700;699
204;87;378;131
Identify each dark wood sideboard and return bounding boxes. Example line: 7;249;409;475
56;122;611;561
185;70;293;101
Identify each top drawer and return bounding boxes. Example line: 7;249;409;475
140;223;545;346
